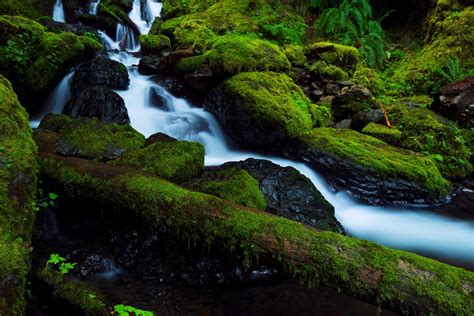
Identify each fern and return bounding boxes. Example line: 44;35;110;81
435;57;467;83
319;0;387;67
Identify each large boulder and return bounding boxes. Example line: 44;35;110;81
332;84;374;122
436;76;474;128
204;72;332;149
71;52;129;93
78;13;118;37
35;115;144;161
216;159;344;233
63;86;130;124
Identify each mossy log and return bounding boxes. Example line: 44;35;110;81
37;151;474;315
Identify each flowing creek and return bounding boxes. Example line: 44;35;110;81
33;0;473;286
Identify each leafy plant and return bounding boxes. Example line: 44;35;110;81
435;57;474;84
32;191;58;212
114;304;153;316
47;253;77;275
318;0;388;67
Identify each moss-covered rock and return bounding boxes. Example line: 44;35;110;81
308;42;360;70
0;75;37;314
185;167;266;210
310;60;349;81
139;34;171;55
39;116;145;161
361;122;402;146
0;0;52;19
176;34;291;75
386;103;472;179
204;71;332;148
292;128;452;204
115;139;205;183
283;44;307;67
352;66;383;96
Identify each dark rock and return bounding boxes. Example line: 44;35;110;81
62;0;89;23
71;52;129;93
145;132;177;146
78;13;118;38
220;159;344;233
435;76;474;128
336;119;352;129
351;109;385;131
184;69;216;94
148;86;171;110
332;85;374;121
63;86;129;124
39;20;98;37
152;76;187;98
138;56;161;75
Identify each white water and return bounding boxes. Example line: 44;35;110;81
52;0;66;22
89;0;100;14
41;2;474;269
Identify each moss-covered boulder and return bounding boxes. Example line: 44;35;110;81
332;84;374;121
308;42;360;70
139;34;171;55
204;71;332;148
310;60;349;81
387;103;472;179
184;167;266;210
290;128;452;205
361;123;402;146
176;34;290;75
283;44;307;67
0;15;103;110
37;115;145;161
0;0;52;19
0;75;37;314
114;138;205;183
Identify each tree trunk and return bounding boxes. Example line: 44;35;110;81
38;152;474;315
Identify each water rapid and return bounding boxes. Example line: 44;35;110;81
39;2;474;269
52;0;65;22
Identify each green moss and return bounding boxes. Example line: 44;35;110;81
187;168;266;210
310;60;349;81
97;0;128;20
386;103;472;179
309;42;360;70
283;44;307;66
0;75;37;315
58;117;145;161
139;34;171;55
352;66;383;95
38;266;109;315
39;113;72;133
222;71;332;140
0;0;50;19
114;139;205;183
302;128;451;197
39;157;474;315
176;54;208;73
361;123;402;146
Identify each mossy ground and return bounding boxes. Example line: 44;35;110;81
361;123;402;146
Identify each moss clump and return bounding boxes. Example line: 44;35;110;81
97;0;129;20
39;113;72;133
139;34;171;55
0;0;50;19
302;128;451;197
309;42;360;70
361;123;402;146
56;117;145;161
310;60;349;81
283;44;307;66
387;103;472;179
186;168;266;210
352;66;383;95
115;140;205;183
0;75;37;314
38;266;109;315
213;71;331;144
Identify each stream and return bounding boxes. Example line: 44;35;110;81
43;0;474;272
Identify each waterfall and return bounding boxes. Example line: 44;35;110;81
89;0;101;14
36;0;474;269
52;0;66;22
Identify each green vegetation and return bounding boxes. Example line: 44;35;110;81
221;71;332;140
114;304;154;316
0;75;37;314
46;253;77;274
308;42;360;70
310;60;349;81
301;128;451;197
186;168;266;210
361;123;401;146
115;139;205;183
139;34;171;55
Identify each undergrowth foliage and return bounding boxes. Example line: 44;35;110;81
318;0;387;67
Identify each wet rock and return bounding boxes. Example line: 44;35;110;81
78;13;118;37
336;119;352;129
62;0;89;23
71;52;130;93
152;76;187;98
351;109;385;131
184;69;216;94
39;20;98;37
138;56;161;75
220;159;344;233
332;84;374;121
435;76;474;128
145;132;177;147
63;86;130;124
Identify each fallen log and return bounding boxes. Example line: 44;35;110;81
38;152;474;315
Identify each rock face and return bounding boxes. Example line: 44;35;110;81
71;53;130;93
78;14;118;37
138;56;161;75
219;159;344;233
63;86;130;124
437;77;474;128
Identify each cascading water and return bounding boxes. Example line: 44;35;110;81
89;0;100;14
52;0;66;22
115;23;140;52
41;2;474;269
